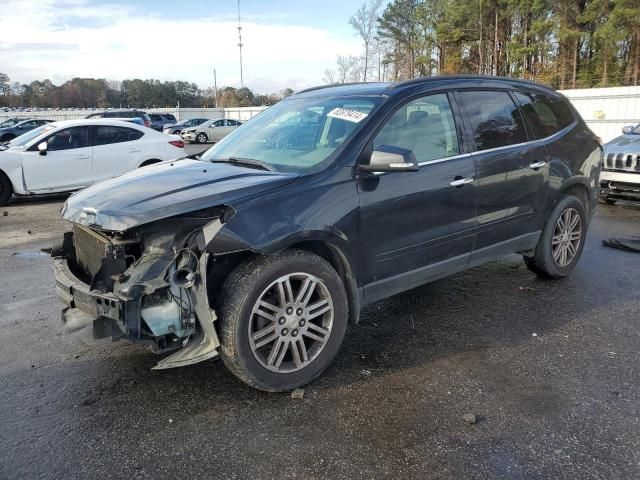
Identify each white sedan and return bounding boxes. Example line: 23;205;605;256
181;118;242;143
0;119;186;204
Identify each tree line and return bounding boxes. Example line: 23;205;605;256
0;74;293;109
328;0;640;89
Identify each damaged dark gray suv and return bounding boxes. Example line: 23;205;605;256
53;76;601;391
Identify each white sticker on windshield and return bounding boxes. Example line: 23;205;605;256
327;108;368;123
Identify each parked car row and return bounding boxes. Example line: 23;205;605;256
0;119;186;204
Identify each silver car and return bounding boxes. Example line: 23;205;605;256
181;118;242;144
601;124;640;204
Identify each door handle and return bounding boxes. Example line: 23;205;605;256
450;177;474;187
75;155;90;159
128;148;141;153
529;161;546;169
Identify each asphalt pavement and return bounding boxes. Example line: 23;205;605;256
0;198;639;480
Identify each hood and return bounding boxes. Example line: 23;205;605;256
62;159;298;231
605;134;640;154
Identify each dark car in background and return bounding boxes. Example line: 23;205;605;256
0;118;23;128
53;76;601;392
162;117;209;135
149;113;177;131
85;109;152;129
0;119;54;142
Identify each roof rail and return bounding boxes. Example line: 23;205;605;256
296;82;372;94
386;74;551;91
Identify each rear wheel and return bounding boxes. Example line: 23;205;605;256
524;195;587;278
0;172;13;205
196;132;208;144
218;250;348;392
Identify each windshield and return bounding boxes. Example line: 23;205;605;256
8;124;56;147
200;95;385;173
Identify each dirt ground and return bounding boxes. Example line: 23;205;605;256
1;197;639;480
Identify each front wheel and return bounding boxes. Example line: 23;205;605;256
196;132;208;144
524;195;587;278
218;250;348;392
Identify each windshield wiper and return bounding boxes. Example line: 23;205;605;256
210;157;274;171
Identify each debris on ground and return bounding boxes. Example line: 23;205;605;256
360;369;371;376
291;388;305;400
168;419;173;424
602;237;640;253
2;211;7;216
27;230;32;234
532;333;538;337
519;285;537;291
463;413;477;424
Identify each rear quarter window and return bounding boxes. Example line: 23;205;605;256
513;91;575;138
458;90;528;151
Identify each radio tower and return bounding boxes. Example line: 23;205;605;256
237;0;244;89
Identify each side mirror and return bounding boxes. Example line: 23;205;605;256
359;145;419;173
37;141;48;156
622;125;634;134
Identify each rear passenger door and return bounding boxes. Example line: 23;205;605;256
358;92;478;301
91;125;145;181
456;90;549;258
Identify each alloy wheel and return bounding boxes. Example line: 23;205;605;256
248;273;334;373
552;207;582;267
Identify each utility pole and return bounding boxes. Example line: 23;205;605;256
213;67;218;108
237;0;244;88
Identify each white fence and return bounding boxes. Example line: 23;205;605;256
0;106;267;123
2;86;639;142
559;86;640;142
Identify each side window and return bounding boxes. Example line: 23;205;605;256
459;90;527;151
228;119;241;126
513;91;575;138
214;120;225;127
45;127;90;151
373;93;460;162
94;126;144;146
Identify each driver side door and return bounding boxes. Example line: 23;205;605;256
358;92;478;302
21;126;93;191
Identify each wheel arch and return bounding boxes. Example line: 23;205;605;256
206;229;361;325
557;179;593;216
138;158;162;167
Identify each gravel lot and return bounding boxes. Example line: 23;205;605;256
0;193;639;479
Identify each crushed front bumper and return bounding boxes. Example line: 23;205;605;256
54;252;221;369
54;256;125;341
600;170;640;201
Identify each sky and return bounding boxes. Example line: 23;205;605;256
0;0;370;93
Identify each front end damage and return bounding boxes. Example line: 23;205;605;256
53;210;228;370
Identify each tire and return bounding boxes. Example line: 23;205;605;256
217;250;348;392
196;132;208;144
0;171;13;205
524;195;588;279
